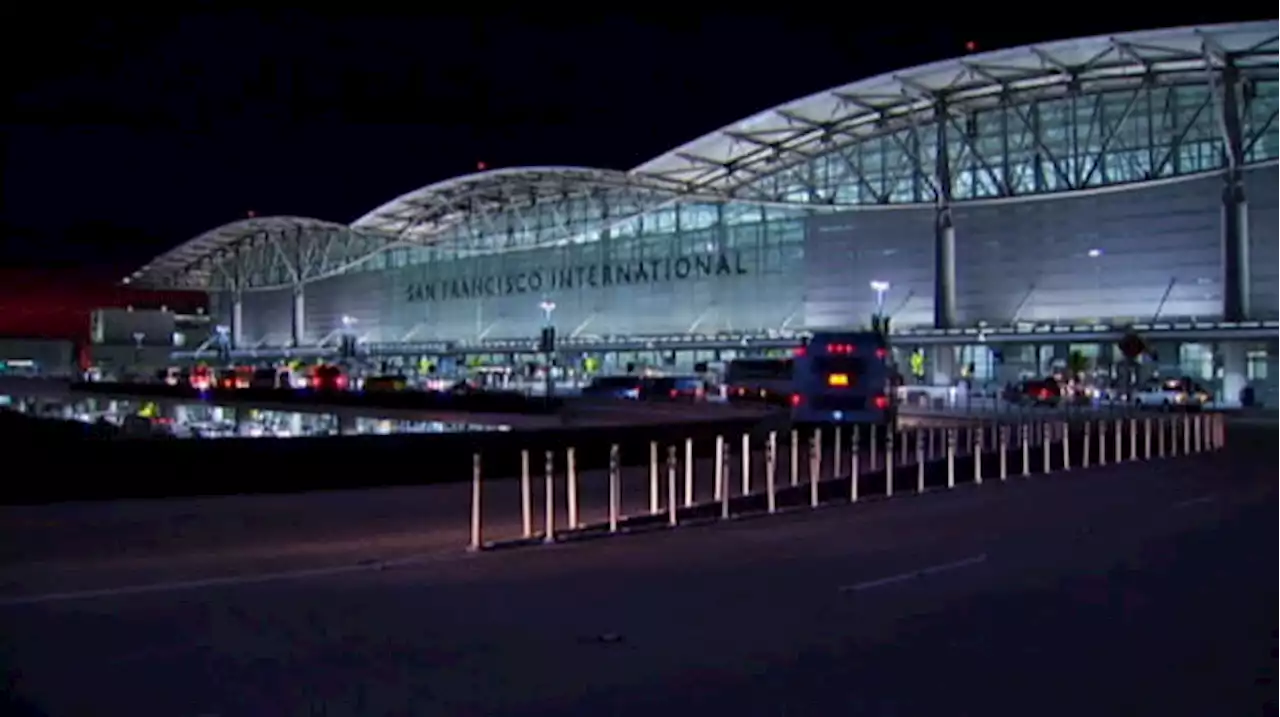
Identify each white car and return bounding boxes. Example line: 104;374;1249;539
1132;378;1210;410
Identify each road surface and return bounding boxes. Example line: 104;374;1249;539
0;425;1272;716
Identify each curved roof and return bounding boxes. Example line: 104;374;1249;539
350;165;685;240
633;21;1279;191
126;216;354;288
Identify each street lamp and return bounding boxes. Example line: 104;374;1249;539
538;301;557;401
869;280;891;315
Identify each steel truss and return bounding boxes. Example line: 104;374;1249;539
636;24;1278;204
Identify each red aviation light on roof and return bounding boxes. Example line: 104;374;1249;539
964;40;978;52
476;161;488;171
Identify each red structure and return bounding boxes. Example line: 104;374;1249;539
0;268;205;341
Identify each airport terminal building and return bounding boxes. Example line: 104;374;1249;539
128;22;1280;404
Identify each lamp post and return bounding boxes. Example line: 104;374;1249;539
539;301;557;401
870;280;891;330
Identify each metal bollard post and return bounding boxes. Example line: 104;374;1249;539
973;425;984;485
916;428;926;493
543;450;556;544
946;428;956;488
869;424;879;472
790;429;800;487
1143;417;1152;459
1193;413;1203;453
850;427;862;502
566;447;579;529
1098;421;1107;466
741;433;751;496
520;449;533;538
1157;415;1166;458
469;453;483;551
1061;421;1070;471
714;435;724;500
608;444;621;533
1128;418;1137;461
1182;414;1191;455
1113;418;1122;463
1042;423;1050;474
1021;423;1030;477
649;441;660;514
667;446;678;528
998;425;1008;480
766;431;778;514
809;430;821;508
720;438;731;519
1082;420;1091;468
885;429;895;498
900;428;909;467
834;425;843;479
684;438;694;507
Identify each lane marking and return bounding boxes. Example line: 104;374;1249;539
1171;495;1216;510
838;553;988;593
0;550;461;608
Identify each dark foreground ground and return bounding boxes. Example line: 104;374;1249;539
0;425;1275;716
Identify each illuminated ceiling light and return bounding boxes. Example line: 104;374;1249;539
1087;248;1102;258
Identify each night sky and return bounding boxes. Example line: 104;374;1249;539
2;8;1257;276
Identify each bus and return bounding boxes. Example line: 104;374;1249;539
724;357;794;406
791;331;897;426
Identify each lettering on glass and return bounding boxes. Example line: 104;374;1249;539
404;251;749;303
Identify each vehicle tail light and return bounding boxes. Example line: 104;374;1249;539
1037;388;1049;399
875;347;888;359
793;346;806;357
790;394;801;407
669;389;679;398
873;394;889;410
312;376;322;388
336;376;348;389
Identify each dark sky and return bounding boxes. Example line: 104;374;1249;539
1;8;1257;275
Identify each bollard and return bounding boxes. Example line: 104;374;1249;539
916;428;926;493
714;435;725;500
1157;415;1166;458
850;427;862;502
741;433;751;496
809;430;821;508
885;429;895;498
649;441;660;514
1182;414;1191;455
1061;421;1070;471
766;431;778;514
973;425;984;485
834;425;843;479
667;446;678;528
790;429;800;487
1042;423;1050;474
720;438;731;519
566;447;579;529
1215;413;1225;450
998;425;1008;480
1082;420;1092;468
1143;417;1152;459
900;428;909;466
469;453;483;551
1113;418;1122;463
520;449;533;539
543;450;556;544
1021;423;1030;477
608;444;621;533
929;428;937;461
946;428;956;488
684;438;694;507
1193;413;1203;453
1098;421;1107;465
869;425;879;472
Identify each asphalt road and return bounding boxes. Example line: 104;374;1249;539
0;424;1273;716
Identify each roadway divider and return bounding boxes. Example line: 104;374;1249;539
466;412;1226;551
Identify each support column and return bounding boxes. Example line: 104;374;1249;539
1220;342;1246;407
1218;63;1250;321
291;285;306;347
929;345;957;386
934;101;957;329
230;291;244;350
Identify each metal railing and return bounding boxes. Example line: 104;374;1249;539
466;411;1225;551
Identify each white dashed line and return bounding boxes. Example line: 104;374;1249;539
839;553;988;593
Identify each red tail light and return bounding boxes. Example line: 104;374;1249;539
790;394;801;407
669;389;679;398
336;376;348;389
1037;388;1049;399
873;394;889;410
793;346;806;357
312;376;322;388
875;347;888;359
